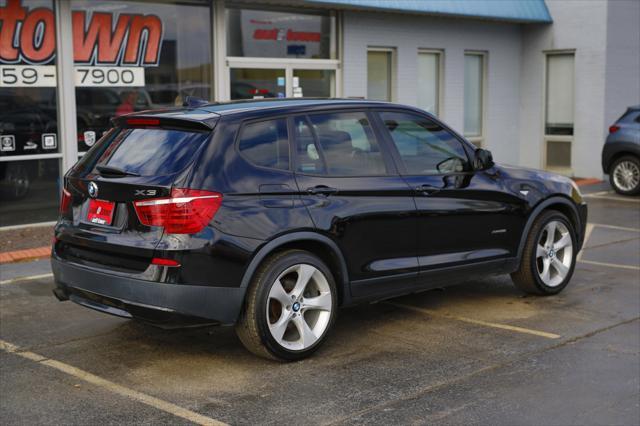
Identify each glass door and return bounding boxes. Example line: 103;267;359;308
227;64;336;100
229;68;286;100
292;69;335;98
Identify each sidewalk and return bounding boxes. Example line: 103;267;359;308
0;224;53;265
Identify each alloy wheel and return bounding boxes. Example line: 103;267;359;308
613;160;640;192
536;220;573;287
266;264;333;351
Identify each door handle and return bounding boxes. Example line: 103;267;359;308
307;185;338;196
415;184;441;195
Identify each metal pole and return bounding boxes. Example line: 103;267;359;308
54;0;78;174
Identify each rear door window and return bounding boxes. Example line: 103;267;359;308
92;128;210;176
238;119;289;170
303;111;387;176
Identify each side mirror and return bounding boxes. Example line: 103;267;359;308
474;148;494;170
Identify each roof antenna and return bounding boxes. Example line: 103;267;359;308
183;96;209;108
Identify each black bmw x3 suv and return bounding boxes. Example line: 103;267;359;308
52;99;587;360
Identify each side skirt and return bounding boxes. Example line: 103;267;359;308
349;258;519;304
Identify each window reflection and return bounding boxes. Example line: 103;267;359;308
226;7;332;59
0;158;60;226
71;1;213;153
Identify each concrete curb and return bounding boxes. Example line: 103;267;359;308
574;178;603;186
0;246;50;264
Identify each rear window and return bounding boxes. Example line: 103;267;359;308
93;128;210;176
617;109;640;124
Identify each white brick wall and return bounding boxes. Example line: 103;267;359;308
604;0;640;135
342;2;640;178
519;0;639;178
519;0;610;177
342;11;523;165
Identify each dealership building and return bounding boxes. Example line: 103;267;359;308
0;0;638;227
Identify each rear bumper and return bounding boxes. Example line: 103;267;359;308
51;257;246;325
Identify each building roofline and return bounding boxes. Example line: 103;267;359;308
301;0;553;24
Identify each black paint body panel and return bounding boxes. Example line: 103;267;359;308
52;99;587;324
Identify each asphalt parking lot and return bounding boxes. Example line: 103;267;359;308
1;188;639;425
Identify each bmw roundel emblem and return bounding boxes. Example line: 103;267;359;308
88;181;99;198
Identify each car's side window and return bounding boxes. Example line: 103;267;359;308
293;116;326;175
305;111;387;176
238;119;289;170
380;111;470;175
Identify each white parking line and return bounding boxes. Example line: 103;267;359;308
0;273;53;285
0;340;227;426
584;194;640;204
386;302;561;339
588;223;640;232
578;260;640;271
583;191;611;197
577;223;640;269
578;223;597;260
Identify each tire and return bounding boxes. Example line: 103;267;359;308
511;210;577;295
235;249;338;361
609;155;640;196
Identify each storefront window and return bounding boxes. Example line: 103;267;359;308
0;158;60;226
70;0;213;153
293;70;334;98
0;0;61;226
226;7;332;59
230;68;286;100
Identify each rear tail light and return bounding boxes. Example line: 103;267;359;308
133;188;222;234
60;188;72;214
609;125;620;134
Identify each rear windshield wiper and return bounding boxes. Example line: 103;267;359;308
96;165;140;177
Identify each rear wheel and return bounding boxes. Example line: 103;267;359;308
511;210;577;295
235;250;337;361
610;155;640;195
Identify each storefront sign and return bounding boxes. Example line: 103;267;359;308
0;65;145;87
75;66;145;87
240;10;322;58
41;133;57;150
0;0;163;67
0;65;56;87
0;135;16;152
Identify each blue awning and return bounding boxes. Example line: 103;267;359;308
303;0;552;23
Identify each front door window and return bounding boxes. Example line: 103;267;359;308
379;111;470;175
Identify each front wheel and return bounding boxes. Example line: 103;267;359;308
610;155;640;195
511;210;577;295
235;250;337;361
